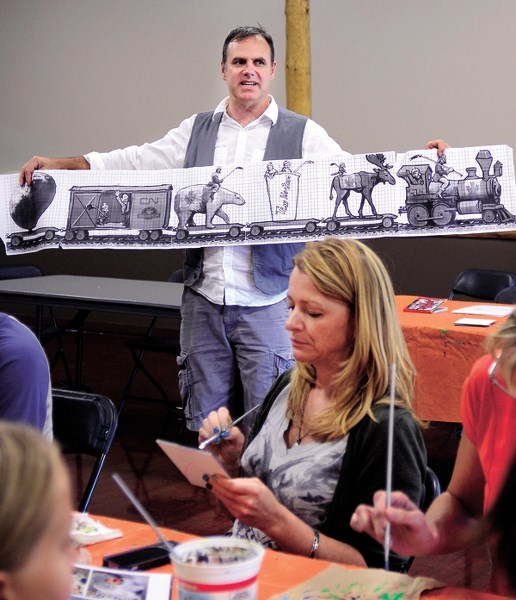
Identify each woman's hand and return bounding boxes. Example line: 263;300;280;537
205;474;284;533
199;408;245;474
350;490;439;557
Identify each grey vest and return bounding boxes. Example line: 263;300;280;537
182;107;307;295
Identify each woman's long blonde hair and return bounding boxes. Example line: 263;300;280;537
0;422;65;572
288;238;417;441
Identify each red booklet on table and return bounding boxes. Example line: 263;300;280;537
404;297;447;313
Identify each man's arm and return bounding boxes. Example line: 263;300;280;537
19;155;90;186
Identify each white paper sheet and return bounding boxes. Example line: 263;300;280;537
454;317;496;327
156;439;229;487
452;304;514;317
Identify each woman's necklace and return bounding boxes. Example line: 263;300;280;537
294;399;310;446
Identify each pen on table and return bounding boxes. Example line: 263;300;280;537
384;361;396;571
198;404;260;450
112;473;176;554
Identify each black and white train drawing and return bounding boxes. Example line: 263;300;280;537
63;185;172;242
398;149;514;227
321;153;398;232
5;148;515;251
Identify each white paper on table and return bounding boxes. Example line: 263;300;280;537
452;304;514;317
454;317;496;327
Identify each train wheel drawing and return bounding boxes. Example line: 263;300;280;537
176;229;188;241
10;235;22;247
325;219;339;232
250;224;263;237
138;230;149;241
64;230;75;241
75;230;88;241
305;221;317;233
381;216;395;229
150;230;162;241
482;209;497;224
431;203;455;226
44;230;55;241
407;205;430;227
228;225;241;238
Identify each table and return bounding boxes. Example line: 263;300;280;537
84;516;511;599
0;275;183;388
0;278;510;418
396;296;511;423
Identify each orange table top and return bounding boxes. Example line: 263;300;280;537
84;516;512;600
396;296;512;422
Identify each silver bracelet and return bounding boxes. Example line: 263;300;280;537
308;528;320;558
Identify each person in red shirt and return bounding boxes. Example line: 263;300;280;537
351;309;516;595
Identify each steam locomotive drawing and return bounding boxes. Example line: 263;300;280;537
397;149;515;228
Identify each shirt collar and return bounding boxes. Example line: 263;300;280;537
213;95;279;125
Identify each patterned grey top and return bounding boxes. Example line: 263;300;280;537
231;385;348;549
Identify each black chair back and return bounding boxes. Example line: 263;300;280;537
448;268;516;301
400;466;442;572
52;388;118;512
0;264;44;279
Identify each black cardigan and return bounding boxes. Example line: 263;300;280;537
246;369;427;570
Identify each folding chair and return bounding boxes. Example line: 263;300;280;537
0;263;74;385
448;268;516;301
52;388;118;511
118;270;183;435
401;466;442;573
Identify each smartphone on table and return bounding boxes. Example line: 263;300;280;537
103;540;178;571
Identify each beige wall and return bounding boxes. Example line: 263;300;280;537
1;0;515;300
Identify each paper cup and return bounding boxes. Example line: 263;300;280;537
171;536;265;600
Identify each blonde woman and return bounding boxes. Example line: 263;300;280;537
0;422;75;600
200;238;426;570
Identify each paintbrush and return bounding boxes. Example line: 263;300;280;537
384;362;396;571
112;473;176;554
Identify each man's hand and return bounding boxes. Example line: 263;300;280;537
19;155;90;186
425;139;450;156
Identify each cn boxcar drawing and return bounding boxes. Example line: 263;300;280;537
64;185;173;242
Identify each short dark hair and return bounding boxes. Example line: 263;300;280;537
222;25;275;64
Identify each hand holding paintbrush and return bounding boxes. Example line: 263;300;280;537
198;404;260;450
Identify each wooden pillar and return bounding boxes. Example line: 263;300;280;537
285;0;311;117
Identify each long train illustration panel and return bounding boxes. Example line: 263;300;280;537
1;145;515;254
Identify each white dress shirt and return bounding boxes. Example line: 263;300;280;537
85;96;348;306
